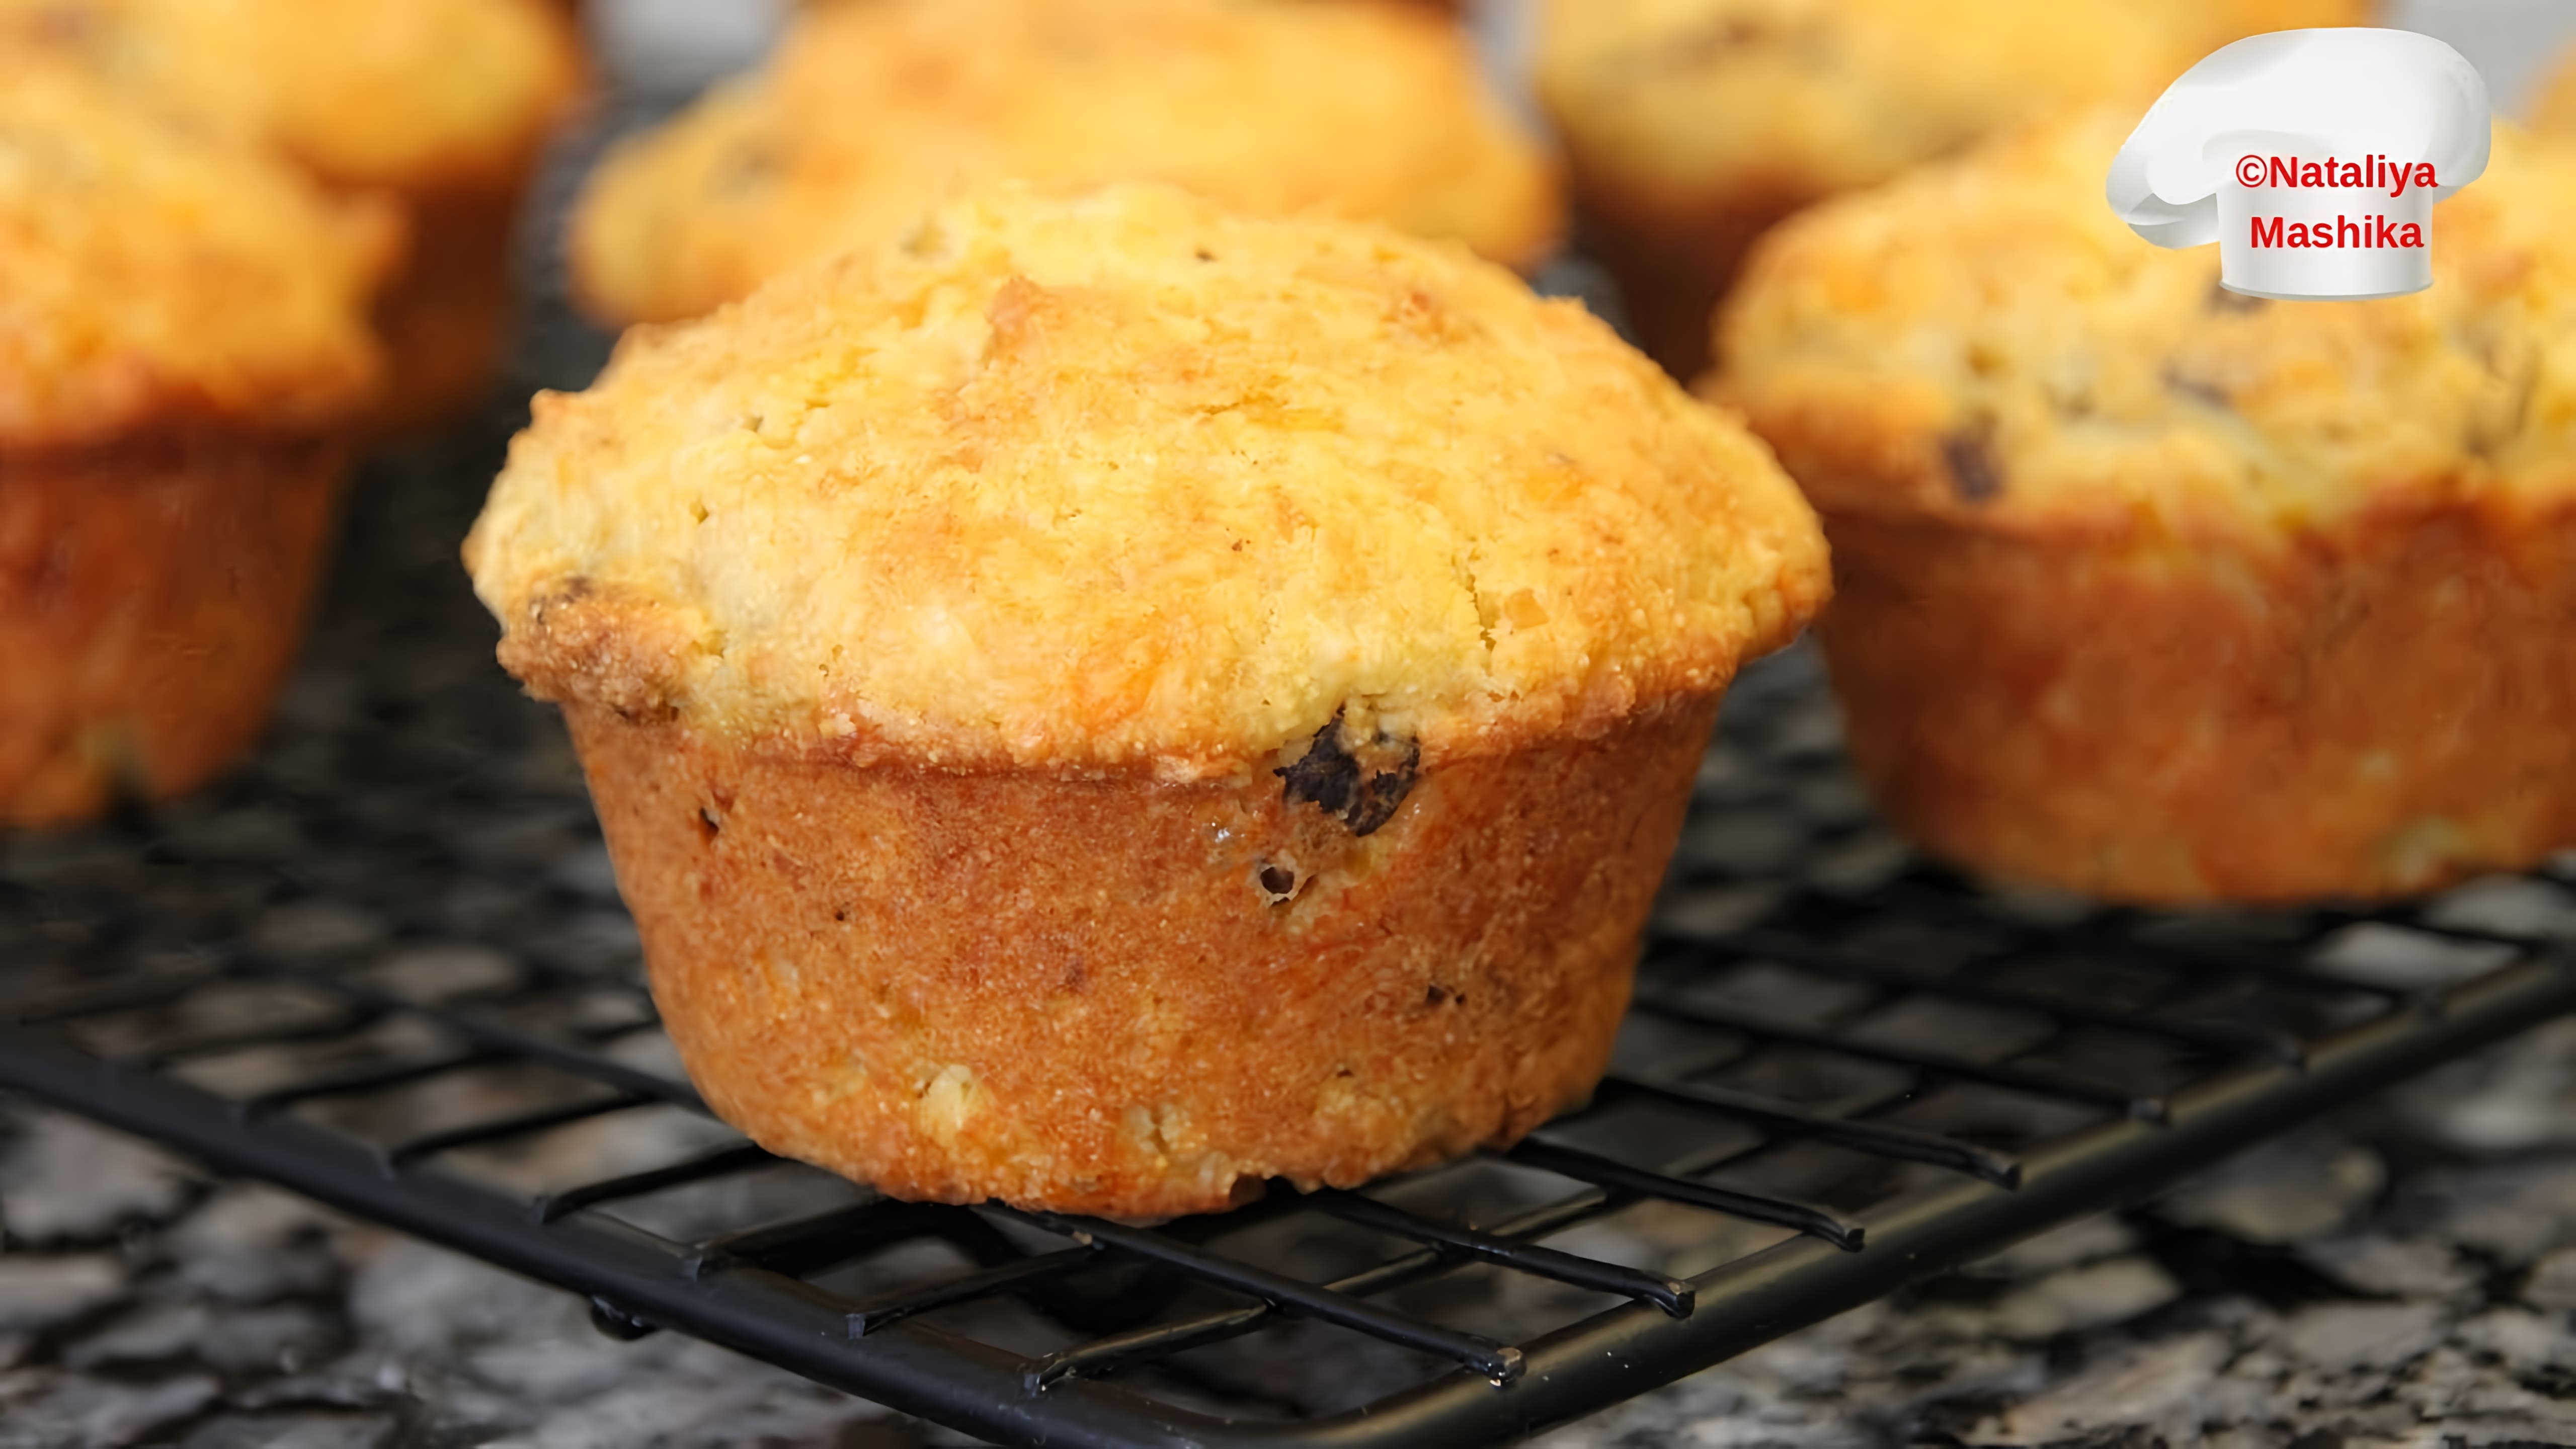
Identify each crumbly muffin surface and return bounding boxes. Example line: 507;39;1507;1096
0;0;581;189
470;185;1827;779
570;0;1560;325
1538;0;2367;223
1716;114;2576;531
0;61;395;446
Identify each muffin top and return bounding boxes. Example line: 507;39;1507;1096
1713;113;2576;534
0;60;398;447
569;0;1561;326
0;0;582;190
469;185;1827;779
1537;0;2368;219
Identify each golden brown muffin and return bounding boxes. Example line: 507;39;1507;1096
0;0;584;430
570;0;1558;327
469;184;1827;1216
1713;113;2576;905
1537;0;2373;378
1;61;398;826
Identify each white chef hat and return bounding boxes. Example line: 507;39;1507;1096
2107;28;2491;301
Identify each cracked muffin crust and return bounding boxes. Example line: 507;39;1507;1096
469;185;1828;1214
482;185;1823;778
569;0;1559;327
1713;114;2576;904
1535;0;2369;378
1;61;397;824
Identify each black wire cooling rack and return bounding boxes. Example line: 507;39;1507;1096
6;624;2574;1447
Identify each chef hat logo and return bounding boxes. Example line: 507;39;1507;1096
2108;28;2491;301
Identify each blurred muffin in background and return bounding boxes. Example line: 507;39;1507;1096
794;0;1470;17
1;61;399;826
570;0;1557;327
1714;112;2576;905
469;183;1825;1216
2536;41;2576;135
1537;0;2371;378
0;0;584;431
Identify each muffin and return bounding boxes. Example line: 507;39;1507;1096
804;0;1468;9
0;0;584;430
802;0;1469;10
1714;113;2576;905
1535;0;2372;378
569;0;1558;327
468;184;1828;1217
1;61;398;826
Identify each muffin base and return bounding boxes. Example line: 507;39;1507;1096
565;694;1722;1219
0;434;347;826
1578;183;1806;381
369;185;526;435
1819;500;2576;904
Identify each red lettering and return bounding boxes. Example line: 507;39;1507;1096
2252;216;2285;248
2336;215;2361;248
2288;221;2313;248
2373;216;2397;247
2400;222;2424;248
2268;156;2298;187
2414;163;2438;191
2300;161;2324;188
2339;160;2364;188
